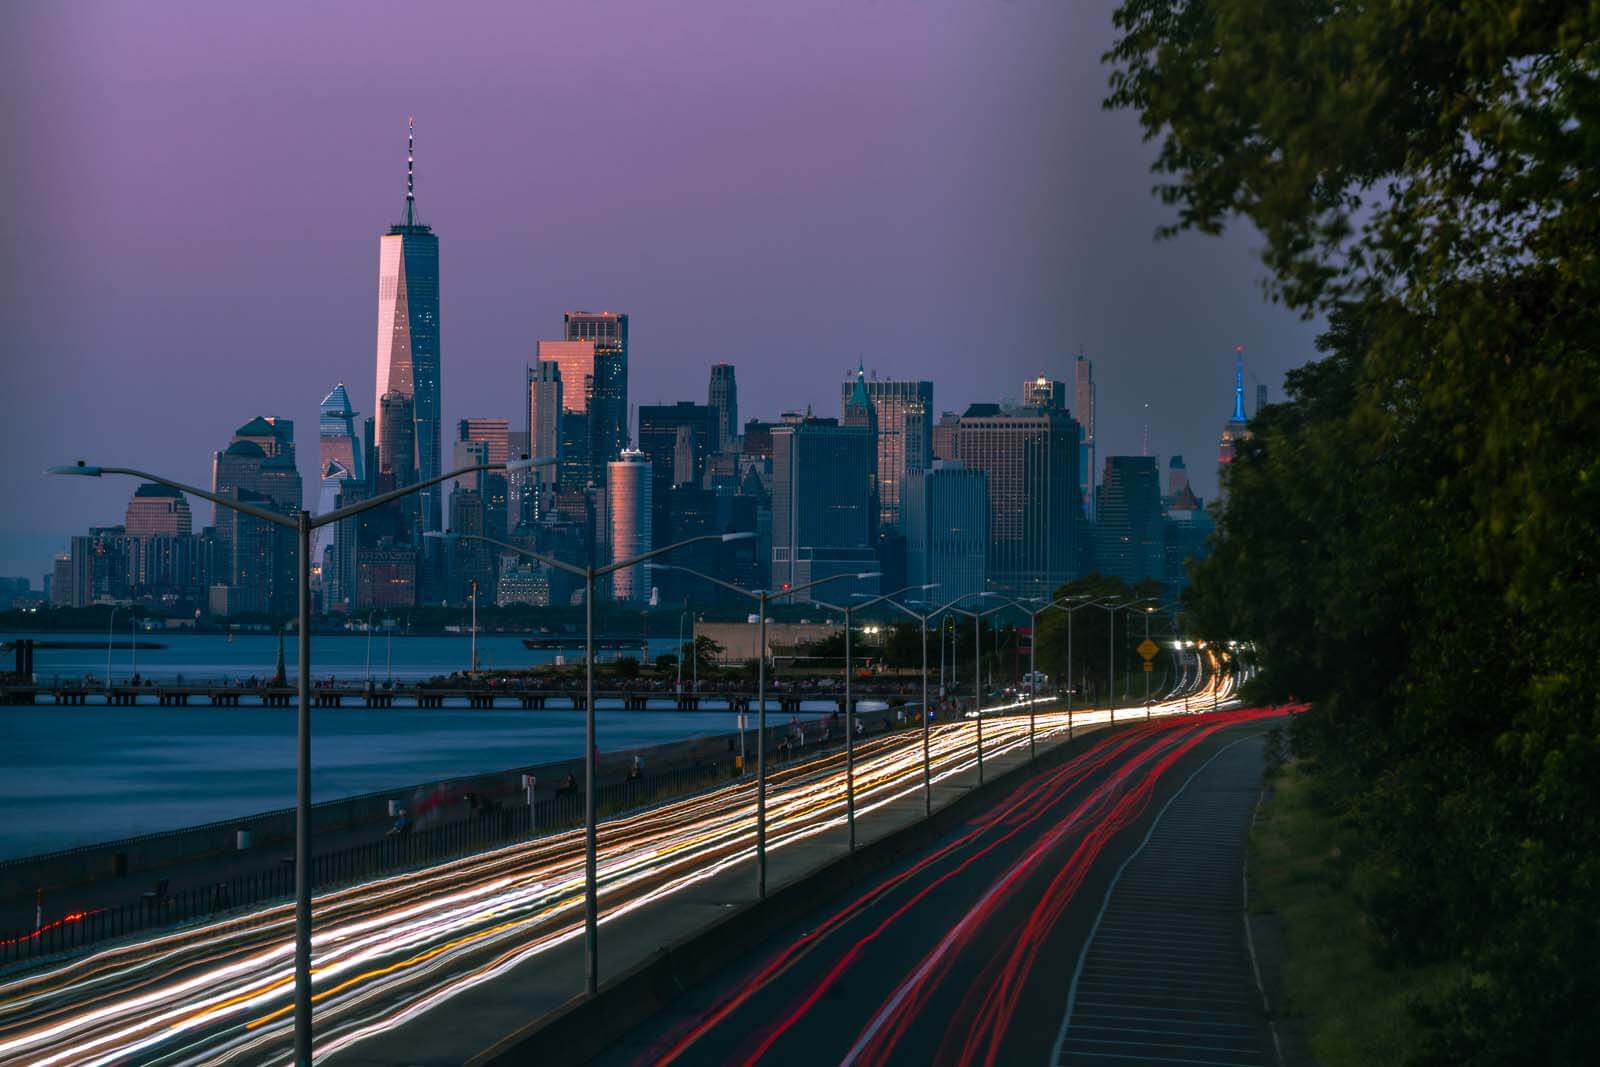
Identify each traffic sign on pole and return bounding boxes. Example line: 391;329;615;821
1137;638;1160;661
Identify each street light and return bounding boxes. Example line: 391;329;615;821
982;594;1081;759
1020;594;1106;743
760;575;889;854
647;564;881;896
429;527;752;994
1080;595;1154;722
925;593;1005;785
469;578;479;675
1135;602;1182;718
51;452;552;1065
850;586;940;817
105;605;117;690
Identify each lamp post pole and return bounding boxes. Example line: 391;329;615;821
869;591;941;817
923;594;999;783
105;606;117;689
584;566;595;991
469;578;479;675
293;510;311;1046
814;582;924;852
650;564;878;896
1137;602;1181;719
845;604;855;846
53;454;552;1066
1143;608;1152;717
676;608;687;693
435;529;752;994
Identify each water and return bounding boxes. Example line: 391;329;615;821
5;630;683;686
0;633;806;860
0;705;794;861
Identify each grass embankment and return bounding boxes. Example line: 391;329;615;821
1250;758;1462;1066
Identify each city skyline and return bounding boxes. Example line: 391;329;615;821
0;1;1321;580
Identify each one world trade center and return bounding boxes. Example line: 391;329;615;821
373;117;442;539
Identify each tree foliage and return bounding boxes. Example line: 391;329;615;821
1106;2;1600;1060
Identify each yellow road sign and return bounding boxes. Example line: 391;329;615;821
1137;638;1160;661
1143;661;1154;672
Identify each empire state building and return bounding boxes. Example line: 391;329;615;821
373;117;442;536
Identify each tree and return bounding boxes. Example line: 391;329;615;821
680;634;725;672
1105;3;1600;1059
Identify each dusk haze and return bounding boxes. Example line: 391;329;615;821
3;3;1594;1066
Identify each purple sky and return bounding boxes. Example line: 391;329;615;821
0;0;1321;582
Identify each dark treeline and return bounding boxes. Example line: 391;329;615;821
1105;0;1599;1060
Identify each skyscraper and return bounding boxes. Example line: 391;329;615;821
1074;354;1096;520
771;416;878;598
953;406;1081;596
1095;456;1164;586
526;361;563;487
1167;455;1190;497
374;119;442;534
638;403;716;554
451;439;490;492
319;384;361;483
840;370;933;533
458;418;509;467
637;402;717;491
1164;479;1213;598
538;339;597;488
1023;376;1067;410
607;450;653;603
708;363;738;452
211;437;266;560
840;365;881;542
1218;346;1252;468
904;460;988;603
932;412;961;462
315;384;361;600
377;392;417;489
124;483;192;539
565;311;628;478
233;416;295;461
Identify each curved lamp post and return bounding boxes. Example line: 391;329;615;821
1082;595;1157;722
647;563;881;896
801;582;925;853
924;593;1005;785
849;586;940;817
428;528;752;996
1133;601;1182;718
52;454;552;1065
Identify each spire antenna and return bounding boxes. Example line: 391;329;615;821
1231;344;1248;422
405;117;416;226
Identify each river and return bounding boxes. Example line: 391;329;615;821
0;633;819;860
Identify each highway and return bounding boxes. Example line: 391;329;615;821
0;654;1238;1065
606;703;1290;1067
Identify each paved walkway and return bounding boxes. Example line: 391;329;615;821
1053;733;1278;1067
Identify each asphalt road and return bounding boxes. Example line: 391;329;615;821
602;707;1287;1067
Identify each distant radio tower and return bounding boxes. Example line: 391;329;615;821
1141;401;1151;456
